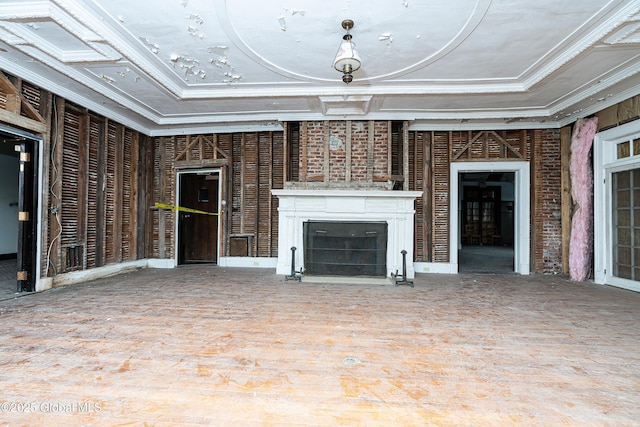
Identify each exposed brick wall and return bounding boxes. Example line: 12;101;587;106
329;121;346;182
305;121;325;181
298;120;394;186
537;129;563;273
350;121;368;183
373;121;390;180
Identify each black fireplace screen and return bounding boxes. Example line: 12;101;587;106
303;221;387;276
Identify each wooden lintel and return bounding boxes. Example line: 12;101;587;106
0;108;46;134
174;158;229;169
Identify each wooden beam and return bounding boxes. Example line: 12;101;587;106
47;97;65;275
424;132;433;262
138;134;151;259
130;131;140;261
300;122;307;183
324;121;330;183
560;125;572;275
240;133;246;233
158;137;167;259
531;130;543;273
452;131;484;161
0;72;44;123
78;112;89;268
387;121;392;179
6;93;20;113
114;125;124;263
403;122;409;190
367;120;374;184
345;120;352;183
173;159;229;169
0;108;46;133
95;118;107;267
283;122;288;183
38;89;53;276
488;130;526;160
268;133;273;256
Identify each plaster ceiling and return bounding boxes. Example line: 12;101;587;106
0;0;639;135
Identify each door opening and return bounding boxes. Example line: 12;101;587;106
458;172;515;273
177;171;220;265
0;127;40;293
450;162;532;274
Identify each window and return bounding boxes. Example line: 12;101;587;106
612;169;640;280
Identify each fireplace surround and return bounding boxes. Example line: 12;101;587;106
272;189;422;279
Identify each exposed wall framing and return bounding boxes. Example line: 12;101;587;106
0;70;571;283
47;104;146;274
597;95;640;131
152;131;284;260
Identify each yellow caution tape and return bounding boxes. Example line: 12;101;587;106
154;202;222;216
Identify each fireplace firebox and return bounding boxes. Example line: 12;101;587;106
272;189;422;279
304;221;387;276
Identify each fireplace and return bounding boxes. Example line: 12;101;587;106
304;221;387;276
272;189;422;278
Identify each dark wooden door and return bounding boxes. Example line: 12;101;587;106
178;173;219;264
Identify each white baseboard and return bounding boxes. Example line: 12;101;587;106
218;257;278;269
147;258;175;269
413;262;457;274
36;277;54;292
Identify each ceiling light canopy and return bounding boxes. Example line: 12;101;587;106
333;19;361;84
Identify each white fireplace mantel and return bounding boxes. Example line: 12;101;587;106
272;189;422;279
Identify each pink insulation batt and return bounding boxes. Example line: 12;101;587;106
569;116;598;281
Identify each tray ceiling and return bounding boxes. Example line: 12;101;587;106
0;0;639;135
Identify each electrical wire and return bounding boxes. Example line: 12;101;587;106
46;95;62;277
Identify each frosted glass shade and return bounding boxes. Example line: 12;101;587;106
333;38;361;73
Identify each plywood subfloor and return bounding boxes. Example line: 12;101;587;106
0;266;638;426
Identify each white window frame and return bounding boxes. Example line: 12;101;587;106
594;120;640;292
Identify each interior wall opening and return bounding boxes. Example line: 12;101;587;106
458;171;515;273
0;126;40;295
177;170;221;265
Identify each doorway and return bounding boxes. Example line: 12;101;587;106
458;173;514;273
177;171;221;265
0;126;40;294
450;162;530;274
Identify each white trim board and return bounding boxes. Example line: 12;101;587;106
450;161;531;275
